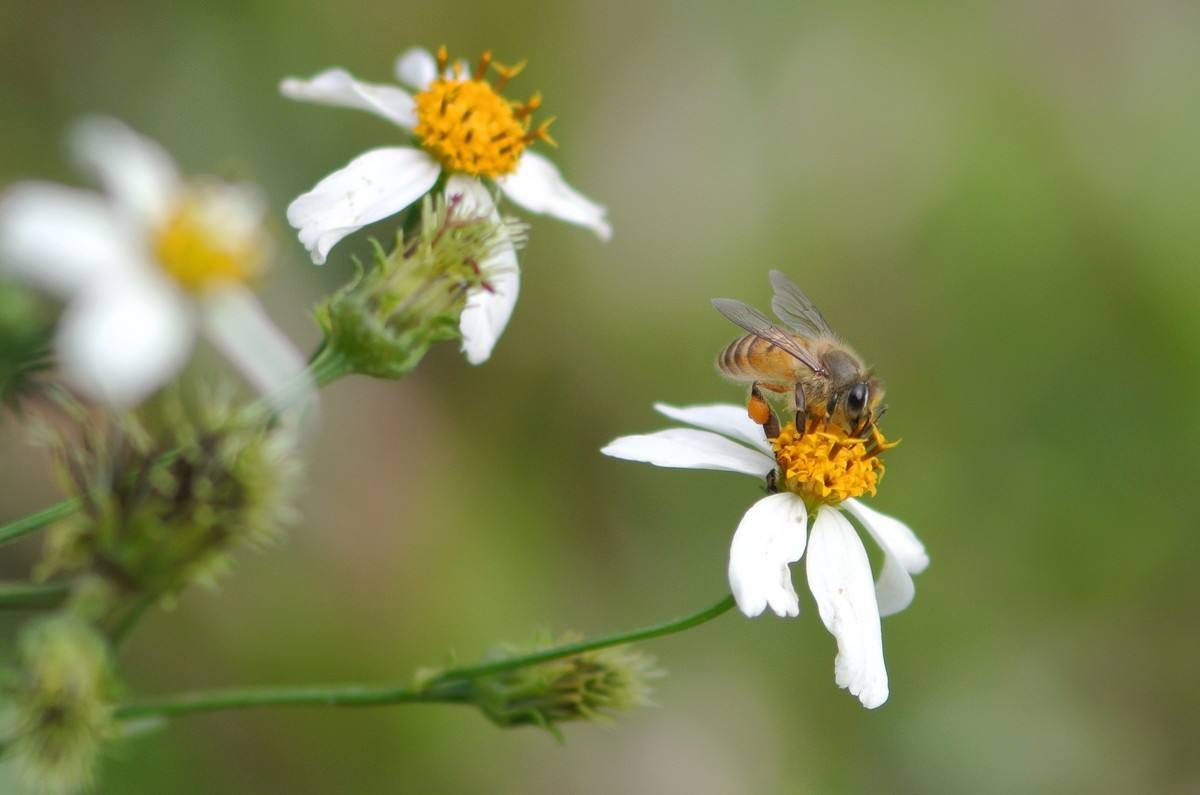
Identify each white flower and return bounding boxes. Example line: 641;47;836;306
0;117;313;412
601;402;929;709
280;46;611;268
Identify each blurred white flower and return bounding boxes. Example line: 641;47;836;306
602;403;929;709
0;117;312;410
280;46;611;266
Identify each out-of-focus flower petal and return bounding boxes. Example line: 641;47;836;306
280;68;417;130
601;428;774;477
394;48;437;91
286;147;440;264
201;286;316;423
0;183;138;295
497;151;611;240
806;505;889;709
728;493;808;618
68;116;180;228
56;277;194;406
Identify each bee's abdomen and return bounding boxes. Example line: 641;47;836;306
717;334;789;382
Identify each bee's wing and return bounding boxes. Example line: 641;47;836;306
711;298;828;376
768;270;836;338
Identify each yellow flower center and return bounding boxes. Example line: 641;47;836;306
152;189;267;293
771;420;897;508
412;47;555;178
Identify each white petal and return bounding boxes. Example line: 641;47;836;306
601;428;774;477
653;402;773;455
57;277;194;406
444;176;520;365
286;147;440;265
394;48;437;90
843;499;928;617
68;116;180;228
280;68;417;130
201;286;316;424
0;183;139;295
806;505;889;709
728;493;808;618
843;499;929;574
496;151;611;240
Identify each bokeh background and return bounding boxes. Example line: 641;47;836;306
2;0;1199;792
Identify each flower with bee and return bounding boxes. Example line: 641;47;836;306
602;274;928;709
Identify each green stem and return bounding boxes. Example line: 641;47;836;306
0;498;80;547
0;580;72;609
431;593;737;683
113;594;736;723
115;679;474;721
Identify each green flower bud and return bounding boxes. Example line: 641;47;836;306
469;635;662;739
4;615;116;795
36;389;301;598
313;192;526;379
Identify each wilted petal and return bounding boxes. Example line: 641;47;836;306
0;183;138;295
57;277;194;406
395;48;437;90
286;147;440;265
201;286;316;423
806;505;889;709
497;151;611;240
601;428;774;477
728;493;808;618
444;176;520;365
653;402;773;456
843;499;928;617
280;68;417;130
69;116;180;228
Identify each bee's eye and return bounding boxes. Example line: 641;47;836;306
847;383;869;415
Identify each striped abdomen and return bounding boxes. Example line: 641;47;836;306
716;333;809;385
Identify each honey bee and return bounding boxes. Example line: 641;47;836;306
713;270;885;439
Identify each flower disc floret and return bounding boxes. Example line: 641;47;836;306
771;420;894;507
412;48;553;178
153;188;268;292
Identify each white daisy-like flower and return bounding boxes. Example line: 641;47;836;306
602;403;929;709
0;117;313;411
280;45;611;268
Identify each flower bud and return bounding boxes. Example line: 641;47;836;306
469;635;661;739
313;192;525;379
4;615;115;795
37;389;301;597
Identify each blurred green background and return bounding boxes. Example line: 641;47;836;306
2;0;1199;792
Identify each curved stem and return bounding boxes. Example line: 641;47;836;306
431;593;737;683
113;594;736;722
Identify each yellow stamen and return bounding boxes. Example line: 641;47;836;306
413;49;549;178
770;420;895;508
436;45;449;74
152;192;265;292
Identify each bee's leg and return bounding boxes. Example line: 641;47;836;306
824;390;840;429
793;383;807;431
749;383;780;440
765;469;778;494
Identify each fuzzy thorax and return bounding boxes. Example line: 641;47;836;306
770;420;896;508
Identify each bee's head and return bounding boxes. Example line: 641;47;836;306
840;376;885;430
